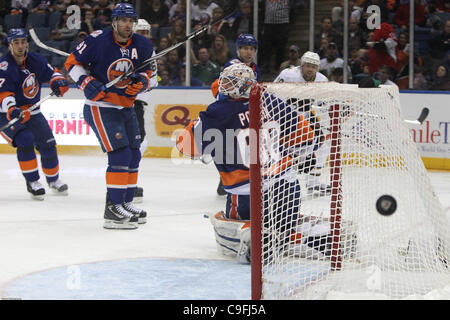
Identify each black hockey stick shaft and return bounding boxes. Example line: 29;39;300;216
0;91;57;132
104;10;237;89
404;107;429;125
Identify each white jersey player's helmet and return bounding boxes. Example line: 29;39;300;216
218;63;256;99
300;51;320;67
136;19;151;32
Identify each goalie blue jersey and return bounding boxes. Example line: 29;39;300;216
0;51;55;111
64;28;154;108
197;97;251;194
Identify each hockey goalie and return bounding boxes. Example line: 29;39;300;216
176;63;339;264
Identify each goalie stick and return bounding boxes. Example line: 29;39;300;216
0;91;57;132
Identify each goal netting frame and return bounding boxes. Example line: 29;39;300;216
249;82;450;300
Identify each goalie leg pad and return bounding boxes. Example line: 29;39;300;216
209;211;250;263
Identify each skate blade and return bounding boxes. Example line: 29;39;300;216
103;220;138;230
30;194;45;201
138;217;147;224
50;189;68;196
132;197;143;204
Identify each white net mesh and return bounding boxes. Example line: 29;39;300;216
251;82;450;300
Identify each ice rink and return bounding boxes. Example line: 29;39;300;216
0;153;449;300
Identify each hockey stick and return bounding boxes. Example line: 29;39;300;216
0;91;57;132
29;28;70;57
403;107;429;125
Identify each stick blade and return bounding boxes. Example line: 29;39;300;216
417;107;429;124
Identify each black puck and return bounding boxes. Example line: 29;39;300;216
376;195;397;216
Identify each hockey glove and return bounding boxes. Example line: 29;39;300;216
50;76;69;97
76;75;106;101
125;73;150;96
7;106;31;124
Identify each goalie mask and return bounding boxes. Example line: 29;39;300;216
218;63;256;99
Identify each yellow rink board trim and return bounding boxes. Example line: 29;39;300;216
1;145;448;171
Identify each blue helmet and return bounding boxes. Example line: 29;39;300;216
235;34;258;49
111;3;138;20
7;28;28;44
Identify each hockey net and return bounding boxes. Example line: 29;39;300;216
249;82;450;300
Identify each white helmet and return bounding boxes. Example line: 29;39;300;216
300;51;320;67
136;19;151;32
218;63;256;99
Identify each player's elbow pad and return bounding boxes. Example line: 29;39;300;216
176;121;202;159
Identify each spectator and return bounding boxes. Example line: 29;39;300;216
412;66;429;90
75;0;91;17
165;49;183;80
428;19;450;64
192;0;219;22
220;0;254;41
169;0;189;24
159;69;173;86
261;0;291;73
53;0;68;13
437;0;450;12
31;0;55;14
348;16;367;52
317;37;329;59
314;16;340;52
80;8;102;34
429;64;450;90
51;11;78;41
319;42;351;80
168;18;186;45
172;62;204;86
208;7;226;38
426;2;445;32
209;34;232;68
192;47;221;85
191;20;214;57
330;67;344;83
156;36;171;57
367;22;398;75
394;0;426;30
93;0;113;28
10;0;28;15
142;0;170;29
279;44;301;71
375;65;397;85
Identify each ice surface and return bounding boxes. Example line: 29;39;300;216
0;153;449;299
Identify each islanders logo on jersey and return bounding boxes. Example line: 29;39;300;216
107;58;134;89
22;73;39;99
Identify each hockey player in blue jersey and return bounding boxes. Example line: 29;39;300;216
64;3;154;230
176;63;323;263
0;28;69;200
211;33;261;195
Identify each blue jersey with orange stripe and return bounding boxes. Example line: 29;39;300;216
177;94;315;195
64;28;154;108
0;52;55;112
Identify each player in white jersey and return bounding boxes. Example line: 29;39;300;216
274;51;328;83
274;51;331;195
132;18;158;203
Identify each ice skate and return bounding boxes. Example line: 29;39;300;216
26;180;45;200
104;201;138;230
123;202;147;224
133;186;143;203
48;179;68;195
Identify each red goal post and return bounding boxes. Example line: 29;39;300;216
249;82;450;300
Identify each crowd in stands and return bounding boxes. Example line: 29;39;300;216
0;0;449;90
